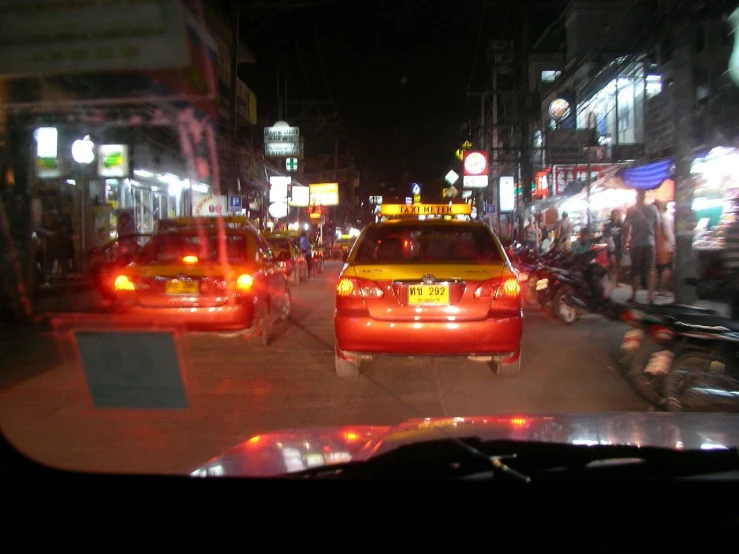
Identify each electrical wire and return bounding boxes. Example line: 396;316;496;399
310;0;334;104
465;0;487;102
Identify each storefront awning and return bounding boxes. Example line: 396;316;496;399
616;157;674;190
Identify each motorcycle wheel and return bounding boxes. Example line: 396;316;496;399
624;336;671;409
664;352;739;412
553;286;579;325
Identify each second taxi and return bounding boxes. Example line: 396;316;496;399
110;217;291;344
334;203;523;377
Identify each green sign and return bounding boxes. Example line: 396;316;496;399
286;158;298;172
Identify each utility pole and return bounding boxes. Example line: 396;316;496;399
492;64;499;231
467;91;486;221
229;1;240;137
668;7;698;304
518;4;532;232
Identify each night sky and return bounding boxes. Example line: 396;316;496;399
228;1;562;190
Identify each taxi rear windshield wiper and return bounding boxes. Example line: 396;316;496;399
286;438;739;481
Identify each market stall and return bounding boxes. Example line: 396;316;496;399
690;146;739;280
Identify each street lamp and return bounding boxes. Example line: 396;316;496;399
71;135;95;272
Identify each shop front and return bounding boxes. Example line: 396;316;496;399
690;146;739;282
30;128;212;281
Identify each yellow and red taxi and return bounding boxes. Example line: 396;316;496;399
334;203;523;377
110;216;291;344
265;234;307;285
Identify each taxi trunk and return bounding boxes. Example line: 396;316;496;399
338;264;517;322
123;263;241;308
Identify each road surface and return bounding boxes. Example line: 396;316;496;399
0;261;648;475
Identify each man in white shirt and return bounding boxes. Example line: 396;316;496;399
654;201;675;294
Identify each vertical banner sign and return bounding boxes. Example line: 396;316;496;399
499;176;515;212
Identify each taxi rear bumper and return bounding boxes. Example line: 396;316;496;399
334;312;522;356
115;301;257;331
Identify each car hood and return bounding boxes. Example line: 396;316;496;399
190;412;739;477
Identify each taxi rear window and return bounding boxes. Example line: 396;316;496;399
353;224;503;264
268;238;291;251
134;233;250;265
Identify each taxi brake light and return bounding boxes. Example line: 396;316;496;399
114;275;135;291
336;277;384;299
236;274;253;291
182;255;198;264
473;277;520;299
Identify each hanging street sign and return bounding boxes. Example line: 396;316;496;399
286;157;298;171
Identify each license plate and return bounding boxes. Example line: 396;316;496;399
165;279;199;295
407;284;449;305
536;278;548;291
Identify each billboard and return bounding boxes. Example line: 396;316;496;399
309;183;339;206
97;145;130;178
289;185;309;207
499;176;515;212
0;0;190;78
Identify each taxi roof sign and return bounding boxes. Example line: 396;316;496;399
379;203;472;217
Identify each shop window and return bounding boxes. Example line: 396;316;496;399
646;75;662;98
541;70;560;83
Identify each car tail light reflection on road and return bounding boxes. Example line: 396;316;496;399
336;278;384;299
114;275;135;291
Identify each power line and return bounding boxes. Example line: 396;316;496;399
289;14;316;102
465;1;487;105
311;0;334;104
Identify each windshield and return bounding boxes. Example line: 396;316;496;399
2;0;737;483
268;238;291;251
353;224;503;264
135;233;250;265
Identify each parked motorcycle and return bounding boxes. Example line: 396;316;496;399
87;234;151;299
619;303;719;407
537;243;616;324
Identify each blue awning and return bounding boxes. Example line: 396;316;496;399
616;157;675;190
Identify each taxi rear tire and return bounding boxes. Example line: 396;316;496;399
335;345;361;377
260;309;273;346
492;351;521;377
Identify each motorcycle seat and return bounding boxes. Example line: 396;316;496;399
668;313;739;333
644;303;718;317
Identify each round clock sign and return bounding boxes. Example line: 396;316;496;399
464;151;487;175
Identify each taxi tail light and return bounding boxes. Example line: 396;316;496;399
236;274;254;292
113;275;135;291
336;278;384;299
474;277;520;300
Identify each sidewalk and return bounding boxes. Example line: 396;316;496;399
609;284;731;318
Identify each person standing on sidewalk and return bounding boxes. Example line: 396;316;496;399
654;200;675;296
622;189;660;304
604;208;624;285
555;211;573;251
523;216;541;252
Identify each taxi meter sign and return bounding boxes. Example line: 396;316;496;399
379;203;472;216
